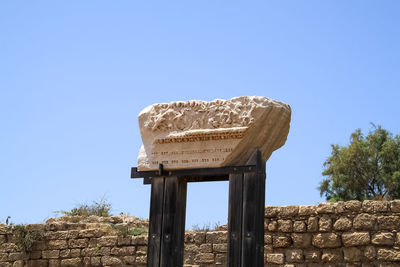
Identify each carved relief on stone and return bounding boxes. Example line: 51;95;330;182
137;96;291;171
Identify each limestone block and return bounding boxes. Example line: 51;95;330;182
266;253;284;264
372;232;395;246
333;217;352;231
342;232;370;247
137;96;291;170
312;233;341;248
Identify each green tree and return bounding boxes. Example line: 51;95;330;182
319;125;400;202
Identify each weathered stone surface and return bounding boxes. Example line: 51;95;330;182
353;213;375;230
321;249;342;262
266;253;284;264
377;215;400;230
343;247;362;262
319;216;332;232
377;248;400;261
273;235;291;248
312;233;341;248
333;217;352;231
307;217;319;232
293;221;306;232
285;249;303;263
291;233;312;248
342;232;370;247
372;232;395;245
137;96;291;170
391;200;400;213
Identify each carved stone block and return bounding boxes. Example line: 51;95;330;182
137;96;291;170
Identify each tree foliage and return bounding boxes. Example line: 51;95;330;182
319;125;400;202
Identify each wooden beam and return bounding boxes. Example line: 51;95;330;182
147;177;165;267
159;176;187;267
241;150;265;266
227;172;243;267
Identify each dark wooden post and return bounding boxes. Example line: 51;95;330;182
147;176;187;267
228;150;266;267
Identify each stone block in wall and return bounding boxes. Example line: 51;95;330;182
70;249;80;257
377;248;400;261
215;253;226;265
292;233;312;248
285;249;303;263
185;244;199;254
199;244;212;253
48;259;60;267
97;236;117;247
30;251;42;260
279;206;299;218
343;247;362;262
68;238;88;249
304;250;321;262
342;232;370;247
266;253;284;264
344;200;362;212
0;243;18;253
362;200;389;213
265;206;280;218
278;220;293;232
319;216;332;232
42;250;60;259
293;221;306;232
78;229;103;238
131;235;148;246
321;249;342;262
391;200;400;213
317;203;336;214
60;258;82;267
117;236;131;246
264;234;272;244
333;217;352;231
48;240;68;250
363;246;376;261
27;259;48;267
372;232;395;246
101;256;123;266
110;246;135;256
267;220;278;231
273;234;291;248
194;253;214;264
123;255;135;265
8;252;27;261
377;216;400;231
59;249;70;258
298;205;317;216
135;255;147;265
212;243;227;253
13;260;24;267
0;235;6;245
44;231;68;240
353;214;376;230
205;231;227;244
312;233;341;248
307;217;319;232
136;245;147;256
0;253;8;261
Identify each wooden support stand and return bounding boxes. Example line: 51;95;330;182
131;150;266;267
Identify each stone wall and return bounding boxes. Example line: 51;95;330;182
2;200;400;266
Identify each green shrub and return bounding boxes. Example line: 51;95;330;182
13;225;43;252
55;198;112;217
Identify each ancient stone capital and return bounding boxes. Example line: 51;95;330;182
137;96;291;170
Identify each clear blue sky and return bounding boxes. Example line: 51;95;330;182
1;1;399;228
